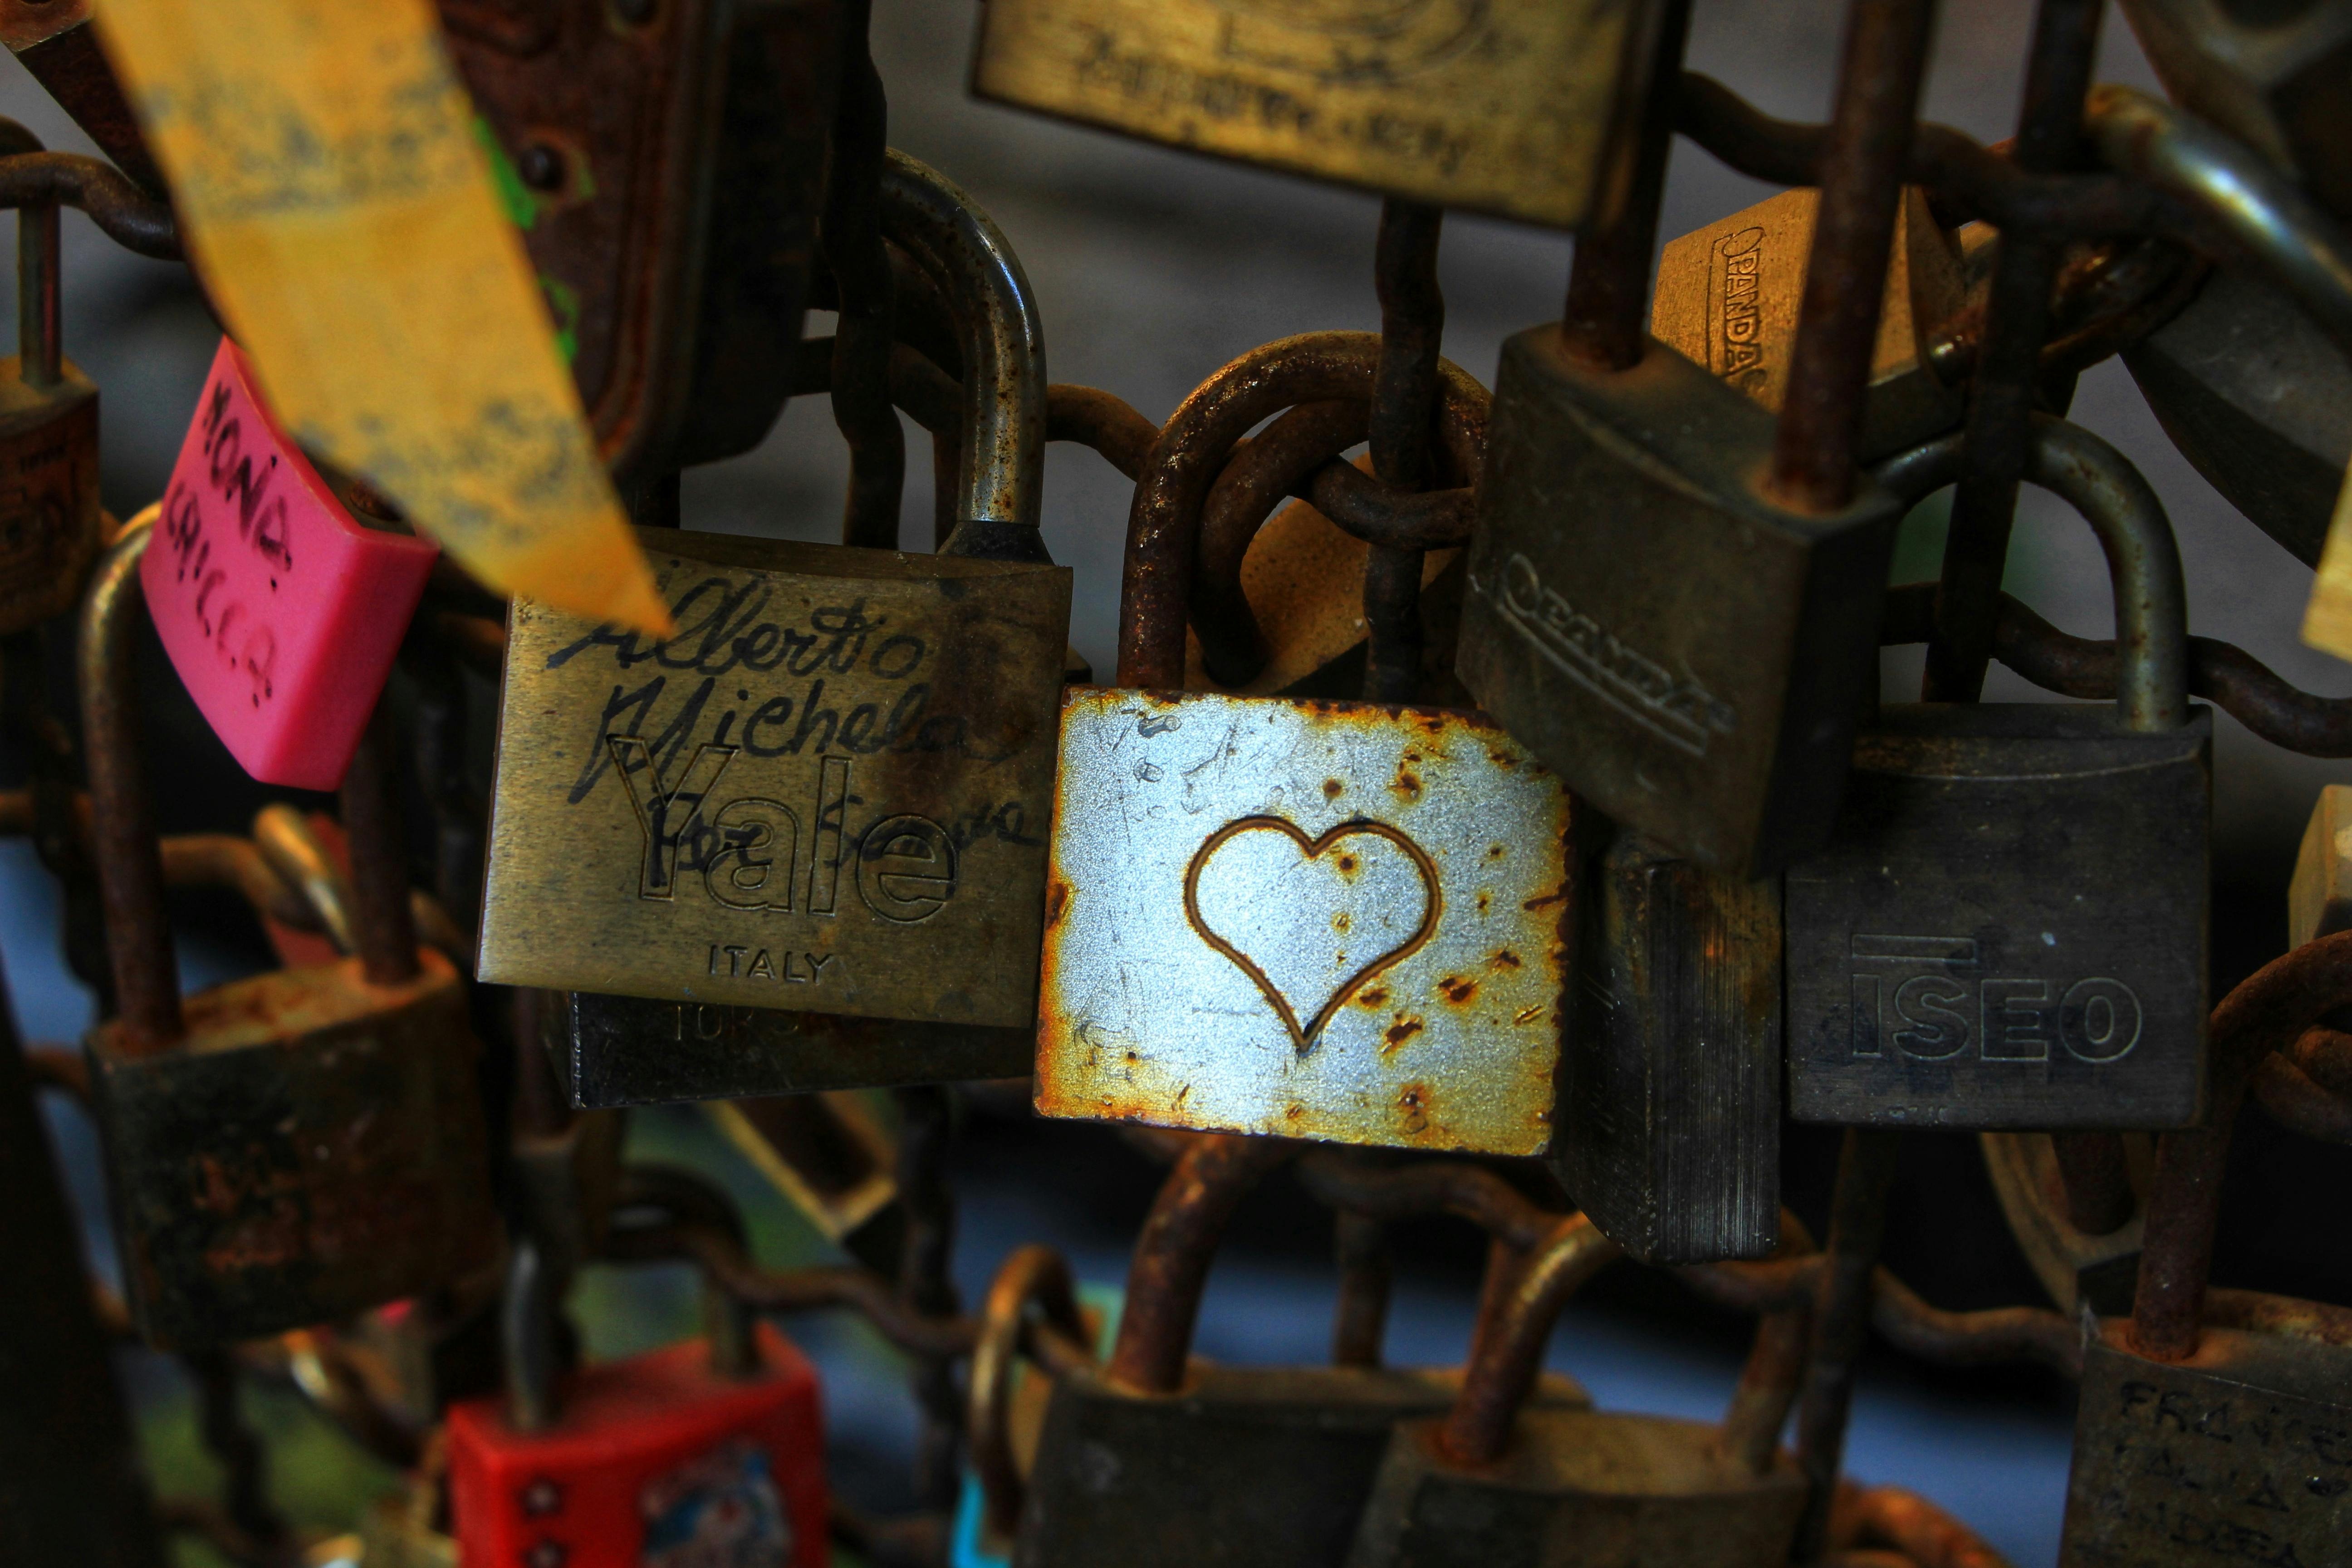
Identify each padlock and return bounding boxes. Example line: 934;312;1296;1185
79;521;496;1348
480;153;1070;1044
1033;686;1576;1154
1554;826;1781;1263
1649;185;1969;463
1787;416;2210;1130
970;0;1666;229
1454;13;1914;877
1344;1217;1807;1568
706;1088;903;1278
143;338;441;790
439;0;842;486
2117;0;2352;220
0;2;168;197
2057;929;2352;1564
446;1231;829;1568
0;186;100;635
1015;1137;1593;1568
2125;265;2351;568
2291;784;2352;950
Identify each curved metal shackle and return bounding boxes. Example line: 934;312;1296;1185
0;117;65;386
970;1243;1093;1539
877;150;1048;562
1872;414;2189;733
2086;85;2352;365
1104;1134;1298;1395
78;519;182;1049
1438;1213;1622;1466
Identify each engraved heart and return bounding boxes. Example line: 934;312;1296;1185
1182;815;1441;1054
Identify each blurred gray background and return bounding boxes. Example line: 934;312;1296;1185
4;3;2348;1564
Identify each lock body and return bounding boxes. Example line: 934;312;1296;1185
1017;1365;1590;1568
440;0;842;483
564;990;1032;1106
85;949;497;1348
480;526;1072;1030
0;351;98;633
1556;833;1780;1263
1787;705;2212;1130
1034;688;1575;1155
970;0;1663;229
447;1323;828;1568
144;338;441;790
2059;1321;2352;1565
1346;1409;1807;1568
2124;268;2351;569
1458;328;1904;877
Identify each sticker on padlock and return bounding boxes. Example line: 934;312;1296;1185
1015;1137;1592;1568
1649;185;1969;465
0;188;101;636
82;522;495;1348
483;153;1072;1049
142;338;439;792
447;1200;829;1568
1788;417;2210;1131
970;0;1666;229
2057;929;2352;1565
439;0;841;482
1034;688;1575;1155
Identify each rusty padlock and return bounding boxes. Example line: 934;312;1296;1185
1015;1137;1592;1568
79;520;495;1348
439;0;843;487
0;161;100;636
1788;417;2210;1131
480;154;1068;1067
2057;929;2352;1564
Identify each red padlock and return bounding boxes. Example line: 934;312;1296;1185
447;1243;828;1568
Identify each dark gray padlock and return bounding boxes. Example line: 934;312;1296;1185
1788;416;2210;1130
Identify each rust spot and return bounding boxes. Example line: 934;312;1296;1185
1336;852;1359;879
1488;749;1518;768
1384;1014;1426;1049
1439;975;1477;1005
1488;842;1507;859
1397;1082;1431;1134
1333;911;1352;935
1392;769;1422;800
1477;891;1492;914
1286;1102;1305;1119
1513;1005;1546;1026
1323;777;1344;799
1045;878;1071;927
1357;986;1389;1009
1524;890;1568;912
1491;949;1523;970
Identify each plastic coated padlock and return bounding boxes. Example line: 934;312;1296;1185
143;337;438;791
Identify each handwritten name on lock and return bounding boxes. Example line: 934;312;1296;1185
1036;690;1574;1154
144;338;439;791
478;533;1070;1029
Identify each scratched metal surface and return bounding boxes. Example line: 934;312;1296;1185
1036;688;1573;1154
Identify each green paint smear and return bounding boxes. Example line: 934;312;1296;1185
540;273;582;364
471;116;539;232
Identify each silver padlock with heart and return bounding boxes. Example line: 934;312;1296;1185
1034;688;1576;1154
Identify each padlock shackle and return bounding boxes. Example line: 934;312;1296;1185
970;1244;1091;1540
877;151;1047;561
1104;1133;1298;1395
339;705;420;986
1872;415;2189;731
2087;85;2352;368
1440;1212;1621;1465
2132;926;2352;1361
77;520;182;1049
0;119;61;389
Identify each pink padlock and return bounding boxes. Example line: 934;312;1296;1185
143;338;438;791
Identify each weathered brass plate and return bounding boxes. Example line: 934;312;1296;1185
1035;688;1572;1154
480;527;1071;1029
970;0;1662;229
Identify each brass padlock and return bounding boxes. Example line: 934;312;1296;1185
2290;784;2352;949
1344;1215;1806;1568
80;523;496;1348
439;0;843;485
1555;828;1781;1263
480;152;1071;1042
2057;930;2352;1564
2125;266;2351;568
1788;417;2210;1130
1015;1137;1592;1568
2117;0;2352;220
0;186;100;634
1649;185;1968;463
970;0;1667;229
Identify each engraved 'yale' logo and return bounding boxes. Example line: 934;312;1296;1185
1479;552;1737;757
1846;934;2143;1064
